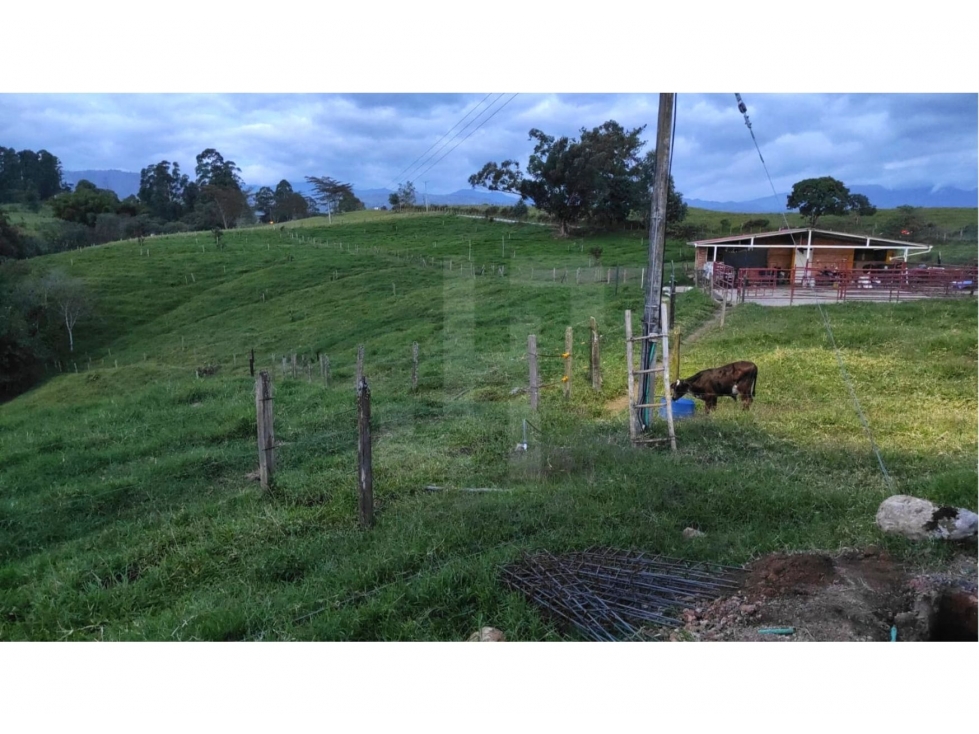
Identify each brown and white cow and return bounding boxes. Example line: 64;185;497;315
670;361;758;413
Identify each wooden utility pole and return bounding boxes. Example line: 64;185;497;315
357;377;374;528
255;371;275;491
639;93;676;426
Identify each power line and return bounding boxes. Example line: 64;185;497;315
396;93;508;186
734;93;794;234
411;94;519;183
388;93;496;188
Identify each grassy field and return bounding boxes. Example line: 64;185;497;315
0;203;59;234
0;212;975;640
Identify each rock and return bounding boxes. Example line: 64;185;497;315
740;604;758;616
682;527;706;539
467;627;506;642
876;495;978;541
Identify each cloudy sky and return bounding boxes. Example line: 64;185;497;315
1;92;975;202
3;4;976;203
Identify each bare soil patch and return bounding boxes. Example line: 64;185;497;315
667;548;976;642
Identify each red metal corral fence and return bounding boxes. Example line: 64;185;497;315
706;262;977;305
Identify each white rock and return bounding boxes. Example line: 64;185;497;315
876;495;978;541
467;627;506;642
682;527;706;539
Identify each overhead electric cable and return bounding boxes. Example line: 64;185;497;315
734;93;794;234
732;93;894;492
388;93;495;187
411;94;519;182
395;93;506;186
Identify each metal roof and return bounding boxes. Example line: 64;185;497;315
688;228;930;250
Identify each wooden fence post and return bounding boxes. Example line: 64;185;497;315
356;345;364;387
720;289;727;328
255;371;275;491
411;342;419;391
563;326;573;399
528;335;539;411
660;303;677;452
357;377;374;528
624;310;638;442
291;353;297;378
590;317;601;390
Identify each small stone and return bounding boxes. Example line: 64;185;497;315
467;627;506;642
740;604;758;615
682;527;706;539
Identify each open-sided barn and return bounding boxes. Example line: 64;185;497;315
689;228;975;305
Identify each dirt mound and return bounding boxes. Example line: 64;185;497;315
670;548;974;642
744;552;838;597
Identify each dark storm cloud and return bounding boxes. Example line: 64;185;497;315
0;93;974;200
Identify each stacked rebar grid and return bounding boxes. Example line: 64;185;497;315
501;548;744;641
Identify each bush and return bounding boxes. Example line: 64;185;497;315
162;221;190;235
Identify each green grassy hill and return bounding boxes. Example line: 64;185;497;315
1;211;975;640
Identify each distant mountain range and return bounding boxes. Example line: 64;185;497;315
63;170;976;212
686;185;978;213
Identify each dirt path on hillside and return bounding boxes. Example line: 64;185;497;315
605;305;725;415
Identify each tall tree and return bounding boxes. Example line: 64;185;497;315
786;177;875;227
49;180;121;227
305;175;357;218
469;121;683;236
43;270;91;353
253;186;275;223
271;180;308;222
396;181;416;210
0;147;67;203
194;149;249;229
195;149;243;188
139;161;189;221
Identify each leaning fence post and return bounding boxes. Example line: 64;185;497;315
563;326;573;399
357;377;374;528
255;371;275;491
411;342;419;392
590;317;601;390
528;335;539;411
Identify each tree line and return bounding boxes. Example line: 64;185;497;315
0;145;366;260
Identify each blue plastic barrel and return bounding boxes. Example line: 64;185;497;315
659;396;696;420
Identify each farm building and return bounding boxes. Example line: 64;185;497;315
689;228;975;305
689;228;931;281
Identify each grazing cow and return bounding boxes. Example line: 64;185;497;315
671;361;758;413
